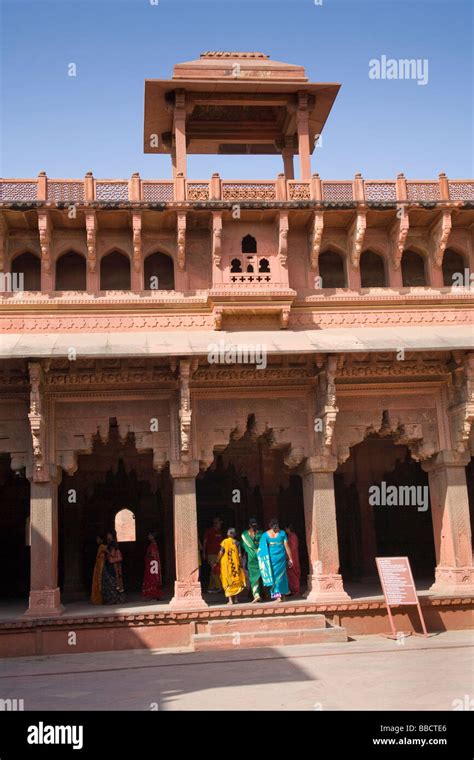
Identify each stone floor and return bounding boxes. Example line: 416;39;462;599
0;579;436;622
0;630;471;711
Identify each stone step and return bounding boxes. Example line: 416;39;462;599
192;623;347;652
208;614;327;635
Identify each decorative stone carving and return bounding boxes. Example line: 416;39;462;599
211;211;222;267
348;209;367;267
177;212;186;271
313;354;339;454
0;214;6;273
37;211;52;274
28;362;48;482
447;352;474;453
389;209;409;269
132;212;142;273
178;358;195;457
278;212;289;266
85;211;97;272
429;208;452;268
309;211;324;270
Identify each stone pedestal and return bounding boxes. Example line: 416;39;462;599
302;457;350;603
169;461;207;610
423;451;474;595
24;480;64;617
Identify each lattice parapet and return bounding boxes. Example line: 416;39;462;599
142;182;174;202
365;182;396;201
1;181;38;201
187;183;210;201
47;182;84;202
95;182;128;201
322;182;353;202
407;182;440;201
288;182;311;200
222;183;276;201
448;182;474;201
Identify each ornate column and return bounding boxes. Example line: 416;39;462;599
169;461;206;609
301;455;350;602
422;450;474;594
24;361;64;617
25;475;64;616
296;92;311;181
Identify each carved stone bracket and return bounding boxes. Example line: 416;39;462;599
309;210;324;271
177;212;186;271
348;209;367;268
389;208;409;270
85;211;97;273
211;211;222;267
447;352;474;453
177;358;198;459
278;211;289;266
313;354;339;455
28;361;48;482
132;211;142;273
429;208;452;268
37;210;52;274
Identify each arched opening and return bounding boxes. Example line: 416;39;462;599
242;234;257;254
230;258;242;273
55;251;86;291
0;454;30;600
335;435;435;588
318;250;346;288
442;248;466;287
58;419;173;600
401;250;427;287
144;252;175;291
115;508;136;542
258;258;270;273
100;251;131;290
11;252;41;291
360;250;386;288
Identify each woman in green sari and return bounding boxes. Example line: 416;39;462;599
240;518;263;603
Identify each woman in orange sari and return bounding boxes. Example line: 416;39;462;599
91;534;107;605
142;531;163;600
214;528;246;605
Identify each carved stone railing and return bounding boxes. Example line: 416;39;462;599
224;254;272;284
1;173;473;204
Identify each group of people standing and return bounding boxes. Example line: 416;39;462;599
91;530;162;605
204;516;301;605
90;517;301;607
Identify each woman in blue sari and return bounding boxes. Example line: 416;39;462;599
257;518;294;601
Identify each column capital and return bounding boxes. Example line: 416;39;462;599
422;449;470;473
301;454;338;476
169;460;200;479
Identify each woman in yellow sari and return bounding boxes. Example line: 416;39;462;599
214;528;246;605
91;534;107;604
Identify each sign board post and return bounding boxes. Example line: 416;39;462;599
376;556;428;638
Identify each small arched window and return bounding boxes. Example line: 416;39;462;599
11;252;41;291
100;251;131;291
55;251;86;291
402;250;426;287
442;249;465;287
242;235;257;253
144;252;175;290
319;250;346;288
360;250;386;288
246;262;254;273
115;508;136;542
258;258;270;273
230;258;242;273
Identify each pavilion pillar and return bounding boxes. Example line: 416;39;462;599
422;450;474;595
296;93;312;181
301;456;350;602
173;90;187;178
282;137;295;180
169;461;206;609
24;477;64;617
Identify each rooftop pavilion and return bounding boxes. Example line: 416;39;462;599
143;51;341;179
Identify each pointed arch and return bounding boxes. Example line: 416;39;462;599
55;250;86;291
144;252;175;290
11;252;41;291
360;249;386;287
100;250;131;290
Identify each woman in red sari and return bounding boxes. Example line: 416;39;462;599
142;531;163;600
284;523;301;596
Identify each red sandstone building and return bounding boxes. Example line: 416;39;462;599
0;53;473;654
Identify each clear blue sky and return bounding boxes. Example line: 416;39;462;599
1;0;472;180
